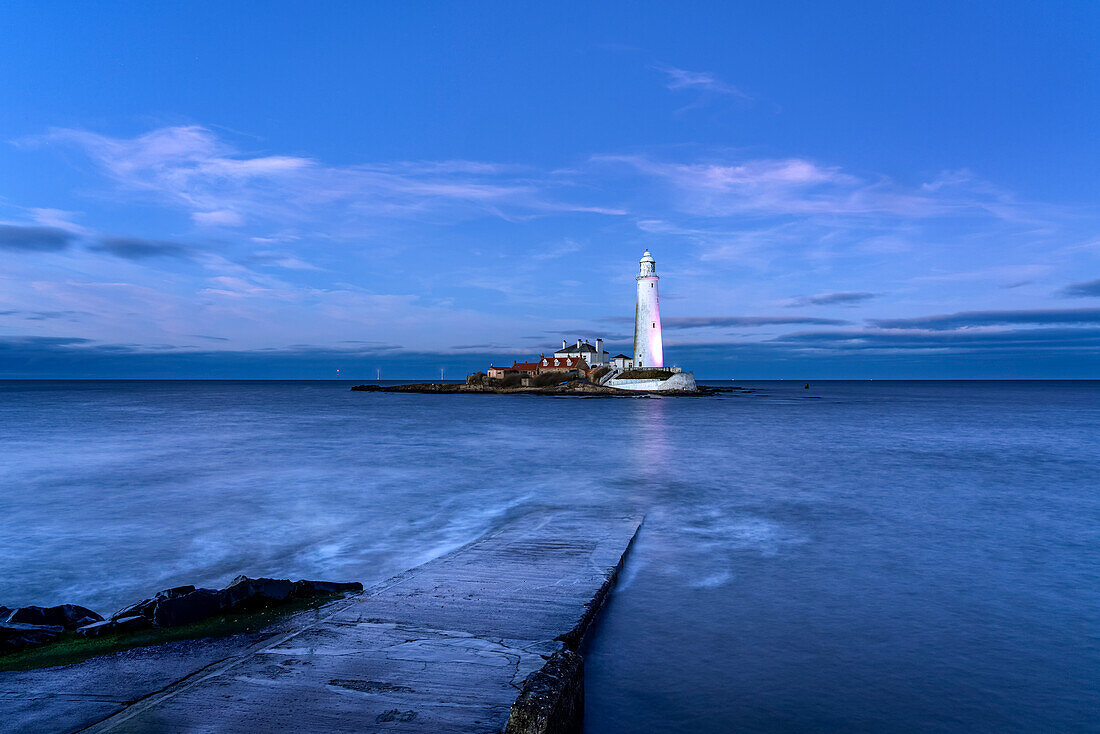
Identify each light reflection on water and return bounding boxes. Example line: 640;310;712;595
1;380;1099;732
629;396;669;478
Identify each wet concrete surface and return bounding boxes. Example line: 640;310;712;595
1;507;641;733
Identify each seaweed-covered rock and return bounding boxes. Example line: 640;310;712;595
5;604;103;630
112;615;154;633
76;615;153;638
113;585;197;621
0;622;64;654
74;620;114;638
222;576;295;610
112;585;225;629
291;580;363;597
150;589;226;627
0;574;363;657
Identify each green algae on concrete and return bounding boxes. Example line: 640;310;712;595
0;592;357;673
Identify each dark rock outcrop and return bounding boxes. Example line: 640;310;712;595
5;604;103;630
74;620;114;638
111;615;154;633
505;648;584;734
222;576;295;610
149;589;225;628
0;622;64;654
220;576;363;612
113;585;197;621
105;576;363;629
76;615;152;638
291;579;363;597
2;576;363;657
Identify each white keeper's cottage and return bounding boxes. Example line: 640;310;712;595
554;338;609;366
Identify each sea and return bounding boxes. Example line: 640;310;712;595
1;379;1098;732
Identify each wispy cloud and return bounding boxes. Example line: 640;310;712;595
448;343;524;351
773;327;1100;352
787;292;877;307
0;335;91;349
655;65;753;103
868;307;1100;330
0;310;88;321
595;154;1034;220
192;210;245;227
0;225;76;252
29;126;619;230
89;237;192;260
238;251;322;271
29;208;91;235
531;238;583;260
1061;279;1100;298
603;315;849;329
912;264;1053;284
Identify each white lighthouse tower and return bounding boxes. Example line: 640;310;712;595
604;249;695;391
633;250;663;368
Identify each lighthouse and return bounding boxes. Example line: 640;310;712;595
633;250;663;368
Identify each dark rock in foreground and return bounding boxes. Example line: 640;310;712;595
0;623;64;654
222;575;294;609
0;605;105;653
112;585;196;622
149;588;225;628
2;576;364;656
76;615;152;639
292;579;363;596
4;604;103;630
106;576;364;630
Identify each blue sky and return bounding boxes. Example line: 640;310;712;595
2;1;1099;378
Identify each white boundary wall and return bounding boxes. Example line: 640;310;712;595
606;372;697;392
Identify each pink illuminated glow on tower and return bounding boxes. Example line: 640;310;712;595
632;250;663;368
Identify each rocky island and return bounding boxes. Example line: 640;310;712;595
351;375;729;397
365;249;704;396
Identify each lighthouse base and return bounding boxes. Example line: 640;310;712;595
606;371;697;392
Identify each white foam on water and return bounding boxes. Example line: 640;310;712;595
690;569;734;588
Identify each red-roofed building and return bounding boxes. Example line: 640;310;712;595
482;356;593;383
512;361;541;374
487;361;541;379
537;355;589;375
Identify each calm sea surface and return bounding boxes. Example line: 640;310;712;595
1;380;1098;731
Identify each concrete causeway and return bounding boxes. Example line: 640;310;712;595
1;507;642;733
